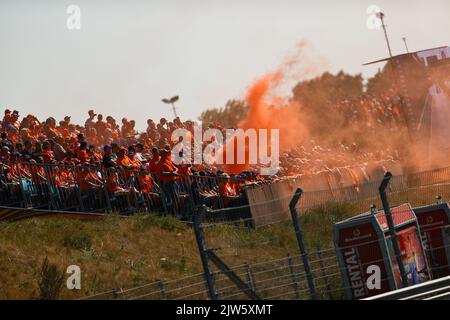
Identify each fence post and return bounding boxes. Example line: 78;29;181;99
112;289;121;300
244;262;255;292
129;174;139;213
193;205;218;300
316;247;333;300
287;255;301;300
158;280;167;300
379;172;409;288
16;163;29;208
289;188;318;300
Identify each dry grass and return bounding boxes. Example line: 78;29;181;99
0;183;444;300
0;214;203;299
0;205;356;300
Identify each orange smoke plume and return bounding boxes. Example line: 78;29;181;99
224;56;314;174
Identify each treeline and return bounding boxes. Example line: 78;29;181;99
199;64;394;133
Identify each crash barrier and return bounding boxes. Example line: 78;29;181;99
363;275;450;300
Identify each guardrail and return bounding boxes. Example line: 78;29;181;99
364;276;450;300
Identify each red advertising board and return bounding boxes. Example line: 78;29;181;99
334;203;428;299
336;220;391;299
414;203;450;278
375;203;416;232
385;226;429;288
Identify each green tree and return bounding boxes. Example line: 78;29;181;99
291;70;364;136
366;62;395;97
199;99;249;128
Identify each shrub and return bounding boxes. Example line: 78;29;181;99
63;233;92;250
37;257;64;300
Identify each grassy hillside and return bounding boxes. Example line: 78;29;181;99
0;183;442;300
0;201;358;300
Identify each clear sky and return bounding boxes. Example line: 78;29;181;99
0;0;449;130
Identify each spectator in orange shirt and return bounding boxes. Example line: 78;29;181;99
77;141;89;163
155;149;179;212
29;158;47;185
87;145;102;161
127;146;142;167
42;141;54;163
117;147;136;170
105;168;125;193
76;165;102;193
137;167;159;194
148;147;160;174
218;173;239;207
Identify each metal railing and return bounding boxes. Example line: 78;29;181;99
3;161;450;300
80;221;450;300
2;160;450;226
0;160;250;220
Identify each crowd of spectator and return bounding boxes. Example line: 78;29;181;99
0;109;263;219
0;101;402;218
334;95;404;130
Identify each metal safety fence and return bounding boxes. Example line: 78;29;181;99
3;161;450;299
78;166;450;300
0;160;250;220
2;160;450;227
79;220;450;300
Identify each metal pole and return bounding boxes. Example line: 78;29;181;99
379;172;409;288
289;188;318;299
171;102;178;118
402;37;409;53
192;205;218;300
379;12;393;57
16;163;29;208
158;280;167;300
207;249;261;300
244;262;255;292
